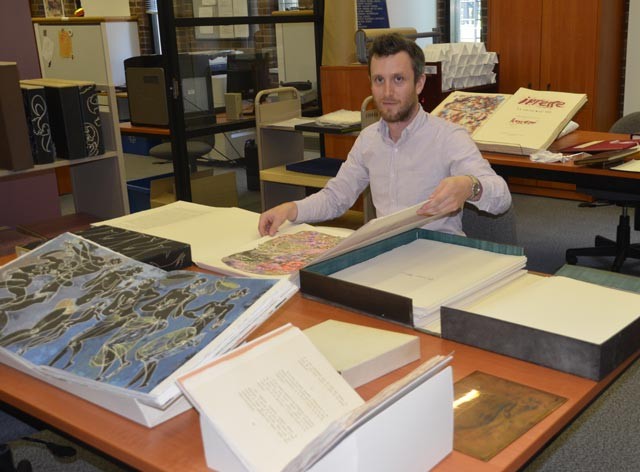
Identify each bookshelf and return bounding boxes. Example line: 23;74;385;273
0;84;129;225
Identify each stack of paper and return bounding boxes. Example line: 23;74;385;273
0;233;296;427
423;42;498;91
461;275;640;345
304;319;420;388
330;238;527;334
315;109;361;127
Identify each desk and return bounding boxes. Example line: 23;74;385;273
260;130;640;207
483;130;640;198
1;254;638;472
119;111;256;138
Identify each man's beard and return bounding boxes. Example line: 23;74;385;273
377;96;418;123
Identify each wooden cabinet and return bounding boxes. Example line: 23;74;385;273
487;0;624;131
320;65;371;159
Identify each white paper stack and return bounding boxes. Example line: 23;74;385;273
330;238;527;334
315;109;361;127
423;42;498;91
304;320;420;388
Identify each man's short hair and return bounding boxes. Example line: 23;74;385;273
367;33;425;83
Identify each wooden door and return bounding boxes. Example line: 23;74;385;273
487;0;543;94
539;0;597;94
540;0;623;131
539;0;598;128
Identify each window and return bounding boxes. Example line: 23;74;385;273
450;0;482;42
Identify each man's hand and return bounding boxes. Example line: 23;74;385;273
417;176;474;216
258;202;298;236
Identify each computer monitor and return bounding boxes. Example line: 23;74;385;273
178;53;217;128
124;54;216;128
226;52;271;100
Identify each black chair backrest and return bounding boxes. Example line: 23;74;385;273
609;111;640;134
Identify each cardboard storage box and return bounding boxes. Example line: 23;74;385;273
441;265;640;381
150;170;238;209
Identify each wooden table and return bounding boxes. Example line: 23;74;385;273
1;253;638;472
483;130;640;197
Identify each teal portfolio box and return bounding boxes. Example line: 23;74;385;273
300;228;525;330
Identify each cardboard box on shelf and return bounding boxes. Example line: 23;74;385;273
150;170;238;208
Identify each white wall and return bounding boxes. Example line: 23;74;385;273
387;0;438;48
82;0;131;17
624;0;640;114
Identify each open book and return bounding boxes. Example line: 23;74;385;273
0;233;296;427
196;201;441;280
99;201;443;282
178;324;453;472
430;90;511;135
432;88;587;155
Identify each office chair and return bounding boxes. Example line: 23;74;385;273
462;203;518;246
149;139;213;173
565;112;640;272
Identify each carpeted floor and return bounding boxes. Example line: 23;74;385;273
511;193;640;276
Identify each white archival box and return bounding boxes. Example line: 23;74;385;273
0;352;191;427
197;366;453;472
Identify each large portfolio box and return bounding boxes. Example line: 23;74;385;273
441;265;640;380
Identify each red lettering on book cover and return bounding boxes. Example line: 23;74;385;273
510;118;536;125
517;97;566;108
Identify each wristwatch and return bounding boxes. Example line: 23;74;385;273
467;175;482;201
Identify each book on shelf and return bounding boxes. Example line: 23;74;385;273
432;88;587;155
0;62;34;171
20;83;55;164
27;77;105;157
20;78;86;160
178;323;453;472
0;232;297;427
48;78;105;157
303;319;420;388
